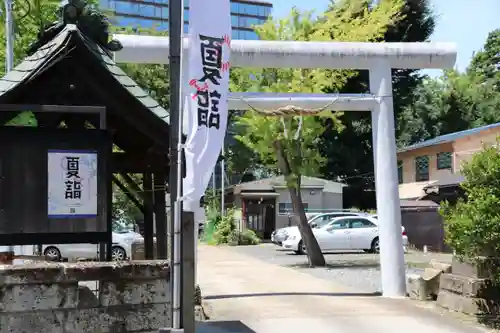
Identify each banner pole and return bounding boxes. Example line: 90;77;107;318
167;0;184;331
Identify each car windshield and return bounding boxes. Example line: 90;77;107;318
312;213;357;229
112;222;134;233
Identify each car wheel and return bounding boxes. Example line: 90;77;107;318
111;246;127;261
295;240;307;255
371;237;380;254
44;246;61;261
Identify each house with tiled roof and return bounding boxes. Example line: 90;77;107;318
225;176;346;238
397;122;500;202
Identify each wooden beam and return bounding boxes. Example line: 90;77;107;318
143;172;155;260
112;175;145;214
120;173;145;201
0;104;106;114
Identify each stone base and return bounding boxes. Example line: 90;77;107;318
437;290;483;315
429;259;452;273
407;274;432;301
439;273;486;297
452;256;496;279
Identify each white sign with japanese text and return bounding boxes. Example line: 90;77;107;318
47;150;98;218
183;0;231;206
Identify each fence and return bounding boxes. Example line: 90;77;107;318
401;206;451;253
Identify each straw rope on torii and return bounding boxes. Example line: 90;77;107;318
239;97;338;116
239;97;338;140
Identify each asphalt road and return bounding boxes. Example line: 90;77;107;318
228;243;452;293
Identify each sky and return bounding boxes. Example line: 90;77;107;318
269;0;500;76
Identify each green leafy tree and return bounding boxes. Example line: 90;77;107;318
468;29;500;87
319;0;436;208
441;141;500;259
398;28;500;147
232;2;403;266
398;70;500;145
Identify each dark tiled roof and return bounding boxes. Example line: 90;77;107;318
398;122;500;153
0;24;169;123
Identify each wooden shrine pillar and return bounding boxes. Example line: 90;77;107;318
154;168;167;259
143;171;155;259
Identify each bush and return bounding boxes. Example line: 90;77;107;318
202;213;221;245
227;229;261;246
205;208;261;246
212;209;237;245
238;229;261;245
440;142;500;260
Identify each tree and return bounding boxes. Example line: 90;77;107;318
232;2;404;266
468;29;500;87
398;70;500;145
441;141;500;259
319;0;436;208
0;0;105;74
398;28;500;147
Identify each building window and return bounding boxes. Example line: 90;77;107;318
397;160;403;184
278;203;309;215
415;156;429;181
437;152;452;170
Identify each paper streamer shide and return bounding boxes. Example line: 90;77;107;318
182;0;231;208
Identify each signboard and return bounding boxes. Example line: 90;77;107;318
47;150;98;218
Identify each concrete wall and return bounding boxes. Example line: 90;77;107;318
397;127;500;199
453;127;500;171
398;142;454;184
275;187;343;229
0;260;170;333
398;128;500;184
401;208;451;253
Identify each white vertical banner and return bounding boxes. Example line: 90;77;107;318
183;0;231;206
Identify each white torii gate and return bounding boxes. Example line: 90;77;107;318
113;34;457;297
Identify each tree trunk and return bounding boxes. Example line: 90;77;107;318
273;140;326;267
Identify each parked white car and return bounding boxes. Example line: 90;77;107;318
281;215;408;254
41;228;144;261
271;211;369;246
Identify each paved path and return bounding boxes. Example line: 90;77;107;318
197;244;489;333
224;244;452;293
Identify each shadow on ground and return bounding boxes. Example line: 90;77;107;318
286;261;381;270
196;320;256;333
204;291;380;300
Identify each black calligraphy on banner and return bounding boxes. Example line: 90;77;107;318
64;157;82;206
199;34;223;85
189;34;231;130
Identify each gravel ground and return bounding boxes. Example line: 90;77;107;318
229;243;452;293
